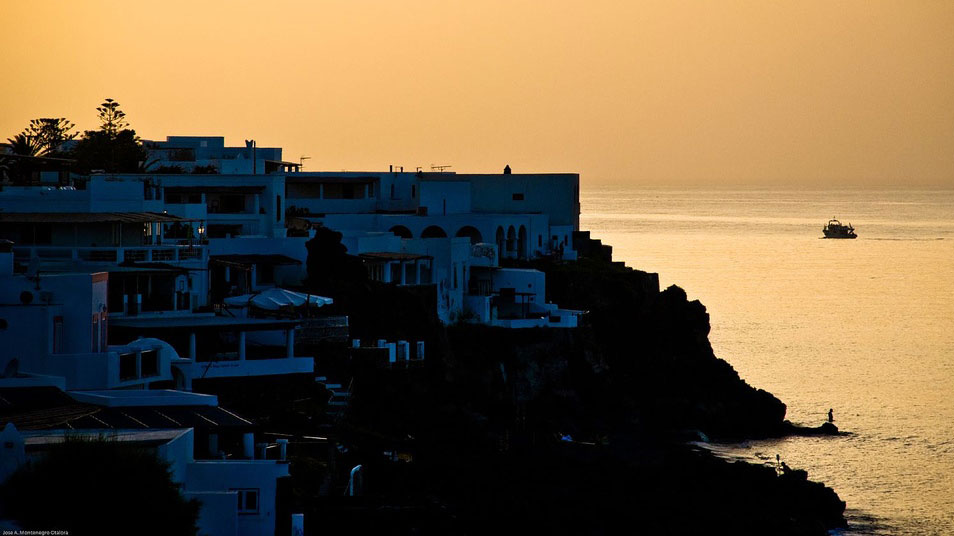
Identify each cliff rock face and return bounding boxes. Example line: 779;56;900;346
336;257;845;534
522;257;789;440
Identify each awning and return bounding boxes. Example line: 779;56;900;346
209;254;302;267
111;315;300;332
224;288;333;311
0;386;254;430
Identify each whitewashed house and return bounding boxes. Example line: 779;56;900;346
287;169;583;326
2;132;584;328
0;244;176;390
0;423;290;536
142;135;297;175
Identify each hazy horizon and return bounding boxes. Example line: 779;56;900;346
3;1;952;188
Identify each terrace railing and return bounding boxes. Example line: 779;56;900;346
14;245;208;264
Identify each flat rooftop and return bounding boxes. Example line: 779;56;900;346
68;389;218;407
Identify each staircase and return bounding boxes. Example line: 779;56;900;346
316;375;352;421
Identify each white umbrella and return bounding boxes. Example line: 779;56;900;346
224;288;333;311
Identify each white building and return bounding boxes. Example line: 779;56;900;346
287;169;583;325
285;170;580;261
0;422;290;536
1;133;584;328
142;136;297;175
0;244;177;391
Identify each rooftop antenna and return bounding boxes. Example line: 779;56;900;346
299;156;310;171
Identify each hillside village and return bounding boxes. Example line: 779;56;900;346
0;133;617;535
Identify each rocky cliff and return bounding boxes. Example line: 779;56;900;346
284;230;848;533
316;256;847;534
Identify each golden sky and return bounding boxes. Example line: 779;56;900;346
2;0;952;187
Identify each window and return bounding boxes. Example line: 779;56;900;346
210;194;245;214
141;350;158;377
233;489;260;515
512;193;524;201
119;352;137;381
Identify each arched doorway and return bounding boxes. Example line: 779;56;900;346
506;226;516;258
389;225;412;239
421;225;448;238
455;226;483;245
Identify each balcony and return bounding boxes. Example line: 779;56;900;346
14;245;208;264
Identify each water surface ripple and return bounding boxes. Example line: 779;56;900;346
581;189;954;535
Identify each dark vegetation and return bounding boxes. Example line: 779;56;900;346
305;225;440;341
1;98;158;183
0;437;200;535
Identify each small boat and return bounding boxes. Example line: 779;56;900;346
823;218;857;239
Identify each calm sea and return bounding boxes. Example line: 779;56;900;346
580;188;954;535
